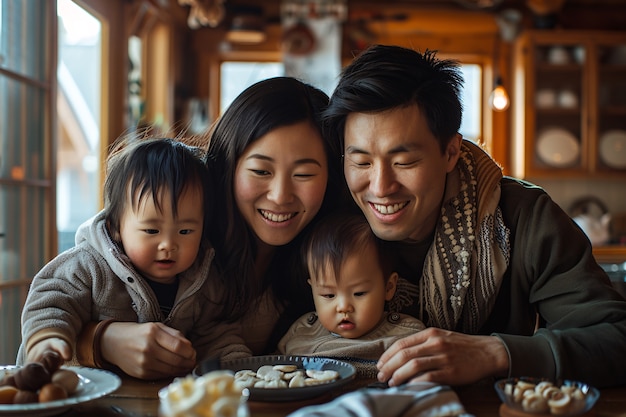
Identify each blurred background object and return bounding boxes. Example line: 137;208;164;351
570;196;612;247
525;0;567;28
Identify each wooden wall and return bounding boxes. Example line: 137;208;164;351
86;0;626;159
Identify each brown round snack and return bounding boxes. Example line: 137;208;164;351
13;363;50;391
41;351;64;374
13;389;39;404
51;369;79;394
0;373;16;387
0;385;19;404
38;383;68;403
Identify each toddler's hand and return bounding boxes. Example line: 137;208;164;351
26;338;71;364
100;322;196;380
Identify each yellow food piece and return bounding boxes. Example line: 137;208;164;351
159;370;245;417
0;385;18;404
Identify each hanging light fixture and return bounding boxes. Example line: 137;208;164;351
490;28;510;112
490;76;510;111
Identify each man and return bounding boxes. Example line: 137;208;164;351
323;44;626;388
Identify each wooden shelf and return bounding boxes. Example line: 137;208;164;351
512;30;626;179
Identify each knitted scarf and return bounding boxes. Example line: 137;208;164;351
418;140;510;333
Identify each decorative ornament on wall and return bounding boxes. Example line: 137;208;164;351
495;8;522;42
282;22;316;55
281;0;347;95
178;0;226;29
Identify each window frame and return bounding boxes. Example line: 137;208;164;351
209;51;282;123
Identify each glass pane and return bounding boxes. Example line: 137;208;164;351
0;286;25;364
597;42;626;171
533;44;583;170
0;186;46;279
459;64;482;142
0;0;53;364
0;0;49;82
220;61;482;143
57;0;101;252
0;184;47;363
0;75;49;181
220;62;284;114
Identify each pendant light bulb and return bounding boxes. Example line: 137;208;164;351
490;76;510;112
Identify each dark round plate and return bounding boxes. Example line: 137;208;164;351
194;355;356;402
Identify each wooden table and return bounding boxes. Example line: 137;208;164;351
64;375;626;417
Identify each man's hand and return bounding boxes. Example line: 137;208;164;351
377;327;509;386
27;338;72;364
100;322;196;380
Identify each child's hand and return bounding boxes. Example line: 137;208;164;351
100;322;196;380
26;338;71;364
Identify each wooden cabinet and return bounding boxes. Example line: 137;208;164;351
512;30;626;179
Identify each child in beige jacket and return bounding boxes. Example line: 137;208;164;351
278;211;425;378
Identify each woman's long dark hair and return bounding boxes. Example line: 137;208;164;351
205;77;349;323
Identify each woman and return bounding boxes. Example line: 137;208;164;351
205;76;348;355
74;77;349;379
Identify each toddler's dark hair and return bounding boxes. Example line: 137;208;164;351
103;136;211;244
303;210;394;284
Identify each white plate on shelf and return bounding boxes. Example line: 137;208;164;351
536;127;580;167
0;366;121;417
599;130;626;169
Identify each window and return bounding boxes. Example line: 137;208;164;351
0;0;104;363
0;0;55;363
220;61;284;114
56;0;102;252
459;64;482;143
219;61;482;142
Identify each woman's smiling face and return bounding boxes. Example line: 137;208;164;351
234;121;328;247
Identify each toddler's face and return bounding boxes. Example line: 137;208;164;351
119;186;204;284
309;242;397;339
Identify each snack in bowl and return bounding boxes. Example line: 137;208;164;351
206;355;357;402
158;370;249;417
234;364;339;390
495;377;600;416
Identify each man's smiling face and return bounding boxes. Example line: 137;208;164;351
342;105;460;242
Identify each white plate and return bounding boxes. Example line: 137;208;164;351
0;366;121;417
195;355;356;402
536;127;580;167
599;130;626;169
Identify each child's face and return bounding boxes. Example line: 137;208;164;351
118;186;204;284
308;242;397;339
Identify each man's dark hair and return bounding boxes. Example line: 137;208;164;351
324;44;464;154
